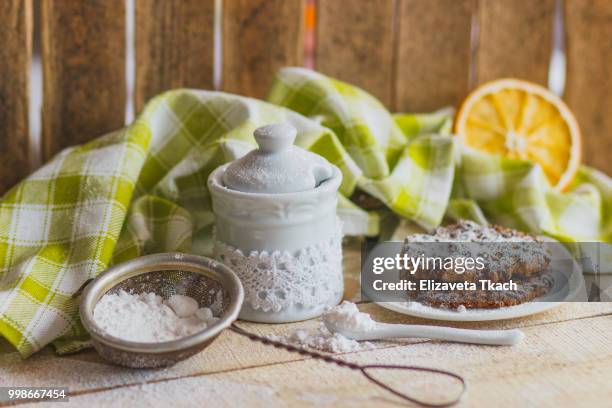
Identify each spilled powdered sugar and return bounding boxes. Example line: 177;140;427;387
94;291;218;343
271;326;374;353
268;301;376;353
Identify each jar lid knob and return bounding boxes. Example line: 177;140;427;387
254;123;297;153
221;122;337;194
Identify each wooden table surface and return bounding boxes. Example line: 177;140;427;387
1;242;611;407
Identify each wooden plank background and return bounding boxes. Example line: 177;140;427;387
41;0;126;160
394;0;474;112
222;0;305;99
134;0;215;113
316;0;395;108
1;0;612;195
0;0;31;194
476;0;555;86
564;0;612;174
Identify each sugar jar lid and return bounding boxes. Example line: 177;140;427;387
222;123;334;194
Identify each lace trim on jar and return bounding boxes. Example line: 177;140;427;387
214;225;343;313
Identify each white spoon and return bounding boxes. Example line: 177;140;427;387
324;320;524;346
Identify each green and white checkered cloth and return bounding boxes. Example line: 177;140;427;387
1;67;610;357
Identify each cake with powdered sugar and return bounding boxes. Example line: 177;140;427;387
401;220;554;309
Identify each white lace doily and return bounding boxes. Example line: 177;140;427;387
214;226;343;313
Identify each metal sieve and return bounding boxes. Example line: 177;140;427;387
79;252;467;406
79;252;243;368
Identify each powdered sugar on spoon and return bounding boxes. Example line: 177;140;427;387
322;301;524;346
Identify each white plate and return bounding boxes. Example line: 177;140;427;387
376;241;587;322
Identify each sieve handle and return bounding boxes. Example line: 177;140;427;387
71;278;94;298
229;323;467;407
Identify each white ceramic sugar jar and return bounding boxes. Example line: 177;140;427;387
208;123;343;323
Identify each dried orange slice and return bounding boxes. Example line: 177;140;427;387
454;79;581;191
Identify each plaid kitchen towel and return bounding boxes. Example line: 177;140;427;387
0;67;610;357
